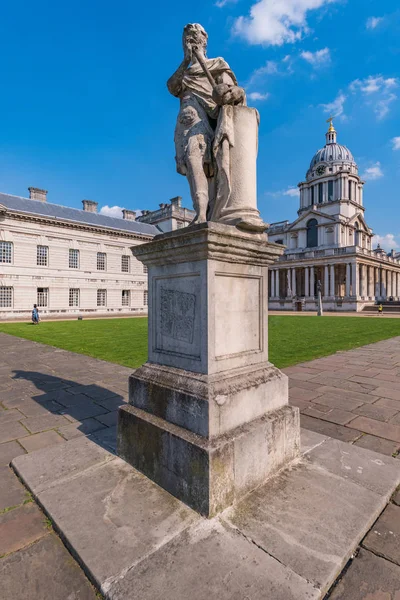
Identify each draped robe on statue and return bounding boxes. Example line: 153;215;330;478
174;57;245;221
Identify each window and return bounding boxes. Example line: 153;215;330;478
318;182;323;204
0;287;13;307
306;219;318;248
97;289;106;306
275;239;284;245
122;290;130;306
69;288;79;307
37;246;48;266
311;186;315;205
69;249;79;269
348;180;352;201
0;242;12;263
354;222;359;246
97;252;106;271
144;290;148;306
121;255;130;273
328;180;334;202
143;265;148;274
37;288;48;307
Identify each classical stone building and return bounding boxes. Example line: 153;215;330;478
268;120;400;311
0;188;158;319
136;196;195;232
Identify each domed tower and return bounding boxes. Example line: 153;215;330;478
298;118;364;219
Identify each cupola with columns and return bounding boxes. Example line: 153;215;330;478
298;118;364;218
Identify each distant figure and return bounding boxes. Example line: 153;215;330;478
378;303;383;316
32;304;40;324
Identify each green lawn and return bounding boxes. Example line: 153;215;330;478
0;315;399;369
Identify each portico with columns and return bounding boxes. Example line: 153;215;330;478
268;120;400;311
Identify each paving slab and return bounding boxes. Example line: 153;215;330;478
0;533;98;599
0;409;24;424
306;437;400;496
347;416;400;443
300;414;362;442
0;441;26;466
18;430;65;453
0;466;27;510
0;421;29;444
12;430;400;599
107;519;319;600
362;503;400;565
0;503;48;555
224;459;393;595
328;548;400;600
58;418;106;440
19;413;70;434
17;451;200;589
354;434;400;456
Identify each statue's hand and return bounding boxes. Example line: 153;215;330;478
183;41;193;65
213;84;245;106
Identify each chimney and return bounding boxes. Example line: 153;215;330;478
171;196;182;207
122;209;136;221
82;200;98;213
28;187;48;202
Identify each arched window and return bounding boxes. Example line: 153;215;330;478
354;222;359;247
307;219;318;248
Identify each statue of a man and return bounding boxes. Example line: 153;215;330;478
167;23;266;231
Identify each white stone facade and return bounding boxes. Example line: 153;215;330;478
136;196;195;232
268;121;400;312
0;190;158;319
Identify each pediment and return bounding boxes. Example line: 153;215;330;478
348;213;370;232
288;209;336;231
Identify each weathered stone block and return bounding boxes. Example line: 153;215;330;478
118;404;299;516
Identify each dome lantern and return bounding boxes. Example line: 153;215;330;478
326;116;337;144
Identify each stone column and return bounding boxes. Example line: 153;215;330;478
292;268;296;297
330;264;335;297
275;269;280;298
270;270;275;298
305;267;309;297
324;265;329;297
310;266;315;298
387;271;392;299
352;262;358;297
368;266;374;298
346;263;351;297
118;223;300;517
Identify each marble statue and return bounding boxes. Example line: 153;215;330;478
167;23;267;232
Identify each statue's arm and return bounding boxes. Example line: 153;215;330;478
167;58;190;97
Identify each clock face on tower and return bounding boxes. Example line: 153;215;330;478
316;165;326;176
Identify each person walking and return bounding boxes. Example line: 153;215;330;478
32;304;40;324
378;303;383;316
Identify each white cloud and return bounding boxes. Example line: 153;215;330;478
266;187;300;198
366;16;383;30
248;91;270;101
361;162;383;181
233;0;338;46
391;137;400;150
372;233;399;251
247;60;278;87
319;91;347;118
300;47;331;67
350;75;398;119
99;205;124;218
283;187;300;197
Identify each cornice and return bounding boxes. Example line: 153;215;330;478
3;210;154;242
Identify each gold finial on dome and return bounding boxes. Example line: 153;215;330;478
326;116;335;132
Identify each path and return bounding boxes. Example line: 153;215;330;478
0;332;399;599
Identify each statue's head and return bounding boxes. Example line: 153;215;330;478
183;23;208;54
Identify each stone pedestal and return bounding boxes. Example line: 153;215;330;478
117;222;300;516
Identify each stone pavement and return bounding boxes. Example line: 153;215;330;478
0;331;400;598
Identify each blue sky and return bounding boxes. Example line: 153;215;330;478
0;0;399;249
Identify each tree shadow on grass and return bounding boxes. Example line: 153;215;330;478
12;370;126;455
